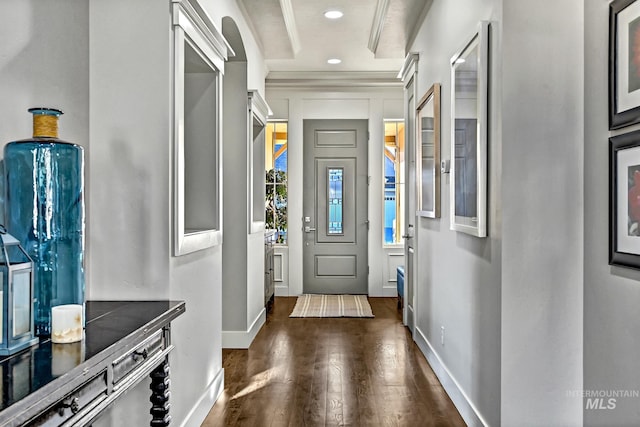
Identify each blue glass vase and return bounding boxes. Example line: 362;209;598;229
4;108;85;336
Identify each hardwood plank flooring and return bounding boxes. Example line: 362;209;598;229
201;297;466;427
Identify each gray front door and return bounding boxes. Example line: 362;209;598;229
303;119;368;294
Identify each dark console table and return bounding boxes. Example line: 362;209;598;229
0;300;186;426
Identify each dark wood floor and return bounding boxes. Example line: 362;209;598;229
202;297;466;427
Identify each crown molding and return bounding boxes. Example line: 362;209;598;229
397;52;419;81
368;0;391;54
266;71;402;89
279;0;301;55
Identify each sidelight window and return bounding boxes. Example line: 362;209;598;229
383;120;405;245
265;122;288;243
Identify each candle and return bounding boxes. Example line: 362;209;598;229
51;304;84;343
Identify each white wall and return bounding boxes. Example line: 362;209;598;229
0;0;266;426
0;0;89;221
200;0;267;94
264;87;404;297
221;57;267;348
410;0;585;426
222;62;249;332
501;1;584;425
584;1;640;426
409;1;502;425
88;2;173;424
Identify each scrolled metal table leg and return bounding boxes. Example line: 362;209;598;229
150;358;171;427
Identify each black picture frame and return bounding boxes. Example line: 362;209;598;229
609;130;640;269
610;0;640;129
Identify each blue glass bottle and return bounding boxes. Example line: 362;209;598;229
4;108;85;336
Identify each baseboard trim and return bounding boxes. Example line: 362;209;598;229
222;308;266;349
275;285;289;296
179;367;224;427
381;286;399;297
414;327;489;427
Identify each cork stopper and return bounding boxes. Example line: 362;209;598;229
29;107;63;138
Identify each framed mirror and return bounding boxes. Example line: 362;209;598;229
416;83;441;218
450;21;490;237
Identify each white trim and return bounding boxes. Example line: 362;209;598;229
179;367;224;427
449;21;490;238
172;0;228;256
248;90;271;234
398;52;419;81
368;0;391;54
171;0;233;70
279;0;301;55
414;327;489;427
222;308;266;349
275;285;289;296
248;90;272;124
380;286;399;297
386;252;404;282
266;71;402;89
273;253;284;282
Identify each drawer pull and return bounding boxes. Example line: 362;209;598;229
57;396;80;416
133;349;148;362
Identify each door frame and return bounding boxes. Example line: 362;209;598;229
400;53;420;334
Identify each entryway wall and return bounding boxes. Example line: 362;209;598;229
266;86;404;298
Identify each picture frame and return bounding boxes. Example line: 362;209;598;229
610;0;640;129
450;21;489;237
416;83;441;218
609;130;640;269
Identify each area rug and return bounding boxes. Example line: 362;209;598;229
289;294;374;318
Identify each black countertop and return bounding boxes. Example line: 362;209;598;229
0;300;185;412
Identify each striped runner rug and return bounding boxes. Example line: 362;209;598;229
289;294;374;318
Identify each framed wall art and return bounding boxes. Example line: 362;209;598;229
416;83;441;218
609;130;640;269
610;0;640;129
450;21;490;237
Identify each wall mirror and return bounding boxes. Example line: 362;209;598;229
172;0;229;255
416;83;441;218
450;21;489;237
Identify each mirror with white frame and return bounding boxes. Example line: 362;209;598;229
450;21;489;237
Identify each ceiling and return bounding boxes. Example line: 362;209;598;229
237;0;432;86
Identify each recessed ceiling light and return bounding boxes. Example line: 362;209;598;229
324;10;343;19
327;58;342;65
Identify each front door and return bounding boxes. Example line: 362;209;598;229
303;119;368;294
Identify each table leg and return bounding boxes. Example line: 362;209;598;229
150;358;171;426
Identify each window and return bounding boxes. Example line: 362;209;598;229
265;122;288;243
383;121;405;244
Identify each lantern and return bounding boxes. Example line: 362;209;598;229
0;225;38;356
